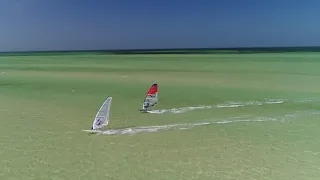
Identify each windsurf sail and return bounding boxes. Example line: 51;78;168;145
91;96;112;130
141;82;158;111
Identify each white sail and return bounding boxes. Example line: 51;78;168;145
142;94;158;110
91;96;112;130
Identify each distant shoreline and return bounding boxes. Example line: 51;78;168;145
1;46;320;56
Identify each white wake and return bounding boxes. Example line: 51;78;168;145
147;98;320;114
147;98;286;114
97;117;277;135
147;106;212;114
91;110;320;136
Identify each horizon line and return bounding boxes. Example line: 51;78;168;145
1;45;320;54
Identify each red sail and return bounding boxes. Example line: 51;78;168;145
146;83;158;96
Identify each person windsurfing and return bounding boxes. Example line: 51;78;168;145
140;82;158;112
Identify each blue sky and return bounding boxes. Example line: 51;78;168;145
0;0;319;51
